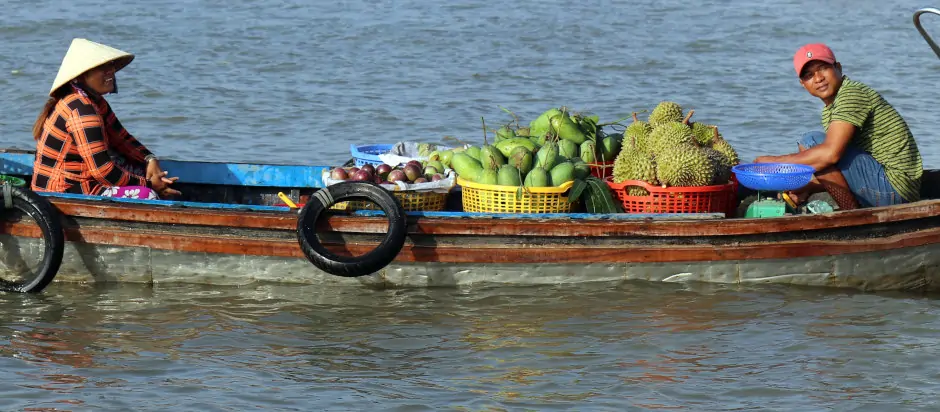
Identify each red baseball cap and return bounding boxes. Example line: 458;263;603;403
793;43;836;77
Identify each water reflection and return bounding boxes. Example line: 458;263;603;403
0;282;937;409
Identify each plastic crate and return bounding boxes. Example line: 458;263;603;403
456;177;575;214
605;177;737;217
335;190;449;212
349;143;396;167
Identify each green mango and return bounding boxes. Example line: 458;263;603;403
508;147;534;176
573;161;591;180
529;108;562;138
549;161;576;186
557;139;579;159
439;150;455;168
495;126;515;142
451;152;483;182
479;144;506;171
549;112;587;144
479;169;499;185
523;166;550;188
599;134;622;161
580;140;597;163
494;137;538;158
428;160;446;173
465;145;482;161
427;150;441;162
497;164;522;186
535;141;558;170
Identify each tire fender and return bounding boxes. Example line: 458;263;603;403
0;185;65;293
296;181;407;277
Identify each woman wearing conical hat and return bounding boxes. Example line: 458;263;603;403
30;38;180;199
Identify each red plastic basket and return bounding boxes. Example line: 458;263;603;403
589;160;616;179
605;177;738;217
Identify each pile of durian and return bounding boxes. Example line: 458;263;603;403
612;101;740;195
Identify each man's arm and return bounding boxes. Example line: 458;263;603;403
755;121;855;171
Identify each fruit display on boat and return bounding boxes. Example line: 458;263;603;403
446;107;625;188
612;101;741;195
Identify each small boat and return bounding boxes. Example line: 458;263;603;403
2;8;939;293
0;145;938;292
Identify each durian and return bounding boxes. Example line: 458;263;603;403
648;101;684;128
649;121;695;154
655;144;715;187
624;112;653;153
701;146;732;185
613;146;658;195
711;138;739;166
691;122;716;146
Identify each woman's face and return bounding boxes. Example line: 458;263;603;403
81;62;117;94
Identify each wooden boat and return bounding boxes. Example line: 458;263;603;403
1;147;939;292
3;8;939;293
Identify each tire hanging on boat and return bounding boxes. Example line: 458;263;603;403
296;181;407;277
0;184;65;293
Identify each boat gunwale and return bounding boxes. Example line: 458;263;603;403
42;195;940;238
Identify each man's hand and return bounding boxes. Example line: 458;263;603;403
753;155;777;163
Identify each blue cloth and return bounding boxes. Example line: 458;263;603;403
798;131;905;207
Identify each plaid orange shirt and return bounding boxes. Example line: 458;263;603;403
31;86;153;195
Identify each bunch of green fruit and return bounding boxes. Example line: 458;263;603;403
444;106;629;188
612;101;740;195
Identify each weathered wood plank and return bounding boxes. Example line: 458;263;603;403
45;197;940;238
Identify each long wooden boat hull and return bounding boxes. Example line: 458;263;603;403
0;149;938;292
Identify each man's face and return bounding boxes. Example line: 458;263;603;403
799;60;842;101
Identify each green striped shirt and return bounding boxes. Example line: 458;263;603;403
821;76;923;202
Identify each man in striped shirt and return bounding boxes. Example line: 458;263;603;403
755;43;923;210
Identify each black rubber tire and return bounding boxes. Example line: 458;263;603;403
296;181;407;277
0;186;65;293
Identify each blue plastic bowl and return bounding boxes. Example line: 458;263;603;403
350;143;396;167
731;163;815;191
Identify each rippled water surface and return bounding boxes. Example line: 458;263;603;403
2;283;940;410
1;0;940;167
3;0;940;409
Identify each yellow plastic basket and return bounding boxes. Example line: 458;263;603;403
457;177;575;214
331;190;449;212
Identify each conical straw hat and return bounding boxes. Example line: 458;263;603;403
49;38;134;96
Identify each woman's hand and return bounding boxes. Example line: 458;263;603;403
149;170;181;197
146;159;181;197
146;159;176;185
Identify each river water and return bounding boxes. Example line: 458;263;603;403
2;0;940;409
3;282;940;411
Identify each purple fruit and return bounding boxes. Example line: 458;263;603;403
387;169;407;183
431;173;443;182
361;164;375;175
330;167;348;180
406;160;423;170
376;164;393;178
403;164;422;182
413;177;428;184
348;167;360;175
351;170;372;181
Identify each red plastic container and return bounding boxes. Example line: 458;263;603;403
605;176;738;217
588;160;616;179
